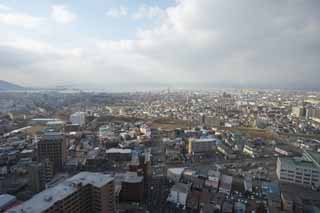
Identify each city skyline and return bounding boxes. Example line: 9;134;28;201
0;0;320;89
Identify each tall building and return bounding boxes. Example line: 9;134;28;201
291;106;306;118
306;108;320;122
8;172;115;213
70;112;86;127
276;150;320;188
37;133;67;172
28;160;54;193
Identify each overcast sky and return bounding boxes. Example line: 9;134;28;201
0;0;319;89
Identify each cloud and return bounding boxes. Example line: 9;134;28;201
0;4;11;11
106;6;128;18
133;6;166;20
127;0;320;87
0;12;44;29
51;5;77;24
1;0;320;89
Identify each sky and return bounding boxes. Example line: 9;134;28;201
0;0;320;90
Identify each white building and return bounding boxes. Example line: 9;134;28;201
219;175;233;195
276;150;320;187
167;183;191;209
70;112;86;127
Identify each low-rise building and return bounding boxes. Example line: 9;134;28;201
243;144;257;158
105;148;132;161
70;112;86;127
188;138;215;154
219;175;233;195
167;168;185;183
167;183;191;209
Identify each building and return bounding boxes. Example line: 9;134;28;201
280;183;320;212
8;172;115;213
70;112;86;127
205;170;220;190
219;175;233;195
292;106;306;118
37;133;67;172
276;150;320;187
28;160;54;193
188;138;215;154
105;148;132;161
167;168;185;183
306;108;320;122
243;144;256;158
243;176;253;193
234;202;246;213
0;194;16;212
167;183;191;209
31;118;60;126
217;144;236;160
118;172;144;202
261;182;281;210
222;201;233;213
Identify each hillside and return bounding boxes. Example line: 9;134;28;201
0;80;25;90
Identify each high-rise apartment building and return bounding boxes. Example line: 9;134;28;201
38;133;67;172
8;172;115;213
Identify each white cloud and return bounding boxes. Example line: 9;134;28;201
1;0;320;89
0;4;11;11
133;6;166;20
106;6;128;18
0;12;44;29
51;5;77;24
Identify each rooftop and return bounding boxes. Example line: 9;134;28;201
280;157;317;169
171;183;191;194
168;168;185;176
7;172;113;213
106;148;131;154
304;150;320;168
41;132;64;141
191;138;216;143
0;194;16;209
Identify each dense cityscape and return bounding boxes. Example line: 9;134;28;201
0;89;319;212
1;0;320;212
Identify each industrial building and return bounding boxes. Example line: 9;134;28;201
276;150;320;187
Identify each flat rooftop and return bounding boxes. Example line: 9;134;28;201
280;157;317;169
192;138;216;143
106;148;131;154
7;172;113;213
41;132;64;140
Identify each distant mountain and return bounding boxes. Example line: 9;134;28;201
0;80;25;90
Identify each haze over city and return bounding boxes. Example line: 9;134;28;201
2;1;320;213
0;0;320;90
